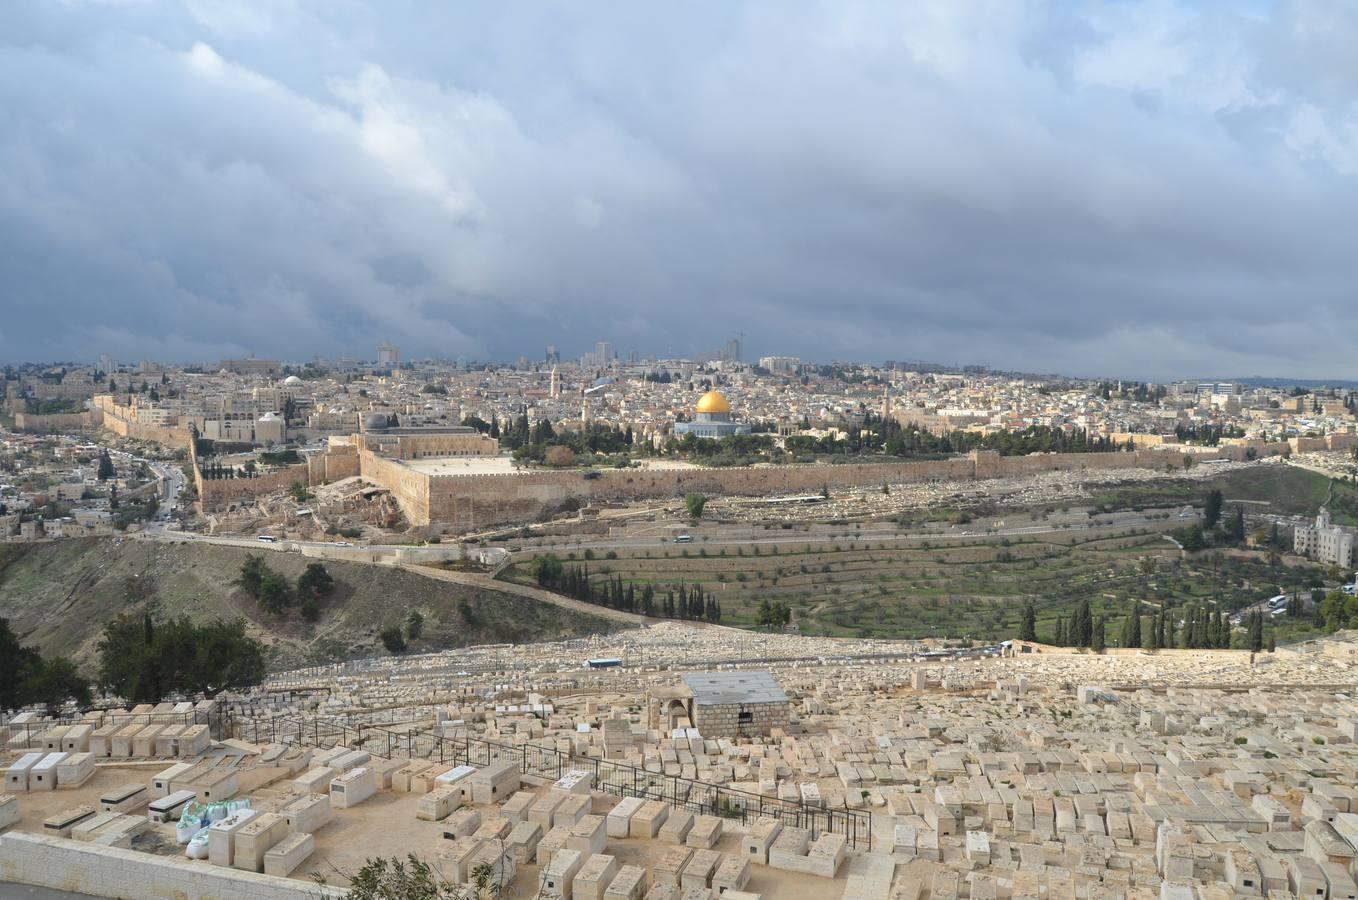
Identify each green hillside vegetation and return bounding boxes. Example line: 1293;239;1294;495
505;522;1327;643
0;537;622;673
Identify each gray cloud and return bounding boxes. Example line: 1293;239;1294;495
1;0;1355;379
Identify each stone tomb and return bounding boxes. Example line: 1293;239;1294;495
148;790;196;823
417;785;462;822
572;853;618;900
4;752;42;792
607;797;644;838
233;811;290;872
330;766;377;809
207;808;257;867
99;782;147;814
55;752;95;788
602;864;648;900
264;831;315;877
282;792;333;833
540;847;585;899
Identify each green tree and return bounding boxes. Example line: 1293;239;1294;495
1091;616;1106;653
288;480;309;503
0;618;90;711
258;570;292;615
530;554;563;587
1248;611;1264;653
1224;505;1246;543
1128;605;1142;648
297;563;336;602
97;614;263;701
1172;524;1205;551
236;555;267;599
684;493;707;519
97;450;115;481
380;626;407;653
20;656;92;710
1072;598;1093;647
1019;602;1037;642
1203;489;1224;529
406;610;424;641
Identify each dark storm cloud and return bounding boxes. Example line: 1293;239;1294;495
1;0;1355;378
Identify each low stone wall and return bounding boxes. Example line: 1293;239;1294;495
0;831;344;900
694;701;790;739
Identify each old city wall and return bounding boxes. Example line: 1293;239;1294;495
92;396;193;448
402;449;1216;529
360;448;432;524
196;461;312;508
310;444;360;483
12;411;95;433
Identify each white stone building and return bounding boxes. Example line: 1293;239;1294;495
1294;507;1355;568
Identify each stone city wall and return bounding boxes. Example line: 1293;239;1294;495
309;443;361;483
93;396;194;448
12;411;95;433
401;448;1208;529
0;831;344;900
196;461;312;508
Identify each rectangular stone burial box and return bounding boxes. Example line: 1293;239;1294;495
572;853;618;900
99;782;147;813
56;752;95;788
330;766;378;809
264;831;315;877
282;792;333;833
4;752;42;792
151;762;194;799
603;864;648;900
233;811;290;872
469;759;521;804
207;808;256;867
148;790;197;823
29;752;66;791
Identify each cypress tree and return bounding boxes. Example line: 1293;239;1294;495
1092;616;1106;653
1019;602;1037;642
1129;605;1142;648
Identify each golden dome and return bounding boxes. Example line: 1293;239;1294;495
695;390;731;415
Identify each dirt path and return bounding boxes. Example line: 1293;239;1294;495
399;564;648;625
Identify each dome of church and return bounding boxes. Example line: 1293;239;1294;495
695;390;731;415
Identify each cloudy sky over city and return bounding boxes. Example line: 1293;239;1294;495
2;0;1356;378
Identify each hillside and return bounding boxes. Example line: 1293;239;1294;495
0;537;624;672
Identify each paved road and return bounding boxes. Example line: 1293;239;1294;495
0;886;99;900
403;564;655;626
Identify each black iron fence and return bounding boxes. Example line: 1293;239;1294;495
239;715;871;849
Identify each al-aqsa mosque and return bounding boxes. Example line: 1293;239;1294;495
674;390;751;439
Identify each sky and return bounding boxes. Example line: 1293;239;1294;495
1;0;1356;380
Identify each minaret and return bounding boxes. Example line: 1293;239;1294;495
550;366;560;399
581;392;589;426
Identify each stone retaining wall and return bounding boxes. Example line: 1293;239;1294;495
0;831;344;900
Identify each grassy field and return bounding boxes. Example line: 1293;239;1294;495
502;464;1345;643
0;537;622;672
1090;464;1352;522
503;523;1327;642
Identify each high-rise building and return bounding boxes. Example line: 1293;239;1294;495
545;345;560;364
378;342;400;367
